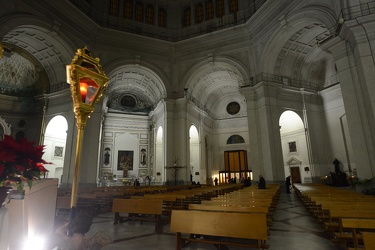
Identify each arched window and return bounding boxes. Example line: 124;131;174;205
183;7;191;26
146;5;154;24
206;1;214;20
217;0;225;17
229;0;238;13
158;8;167;27
124;0;133;19
109;0;119;16
227;135;245;144
196;3;204;23
135;2;144;22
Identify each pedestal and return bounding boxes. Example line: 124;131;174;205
4;179;58;250
0;207;9;250
331;172;348;187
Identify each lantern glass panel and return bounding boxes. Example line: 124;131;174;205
80;77;98;104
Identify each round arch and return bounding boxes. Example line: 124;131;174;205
1;30;74;89
43;115;68;186
189;125;200;183
259;7;338;75
182;56;251;89
106;64;167;107
279;110;310;184
104;59;171;95
181;58;250;118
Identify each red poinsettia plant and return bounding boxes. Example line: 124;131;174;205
0;135;50;191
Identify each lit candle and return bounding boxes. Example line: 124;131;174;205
80;82;87;103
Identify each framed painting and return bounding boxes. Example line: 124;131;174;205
117;150;134;171
52;144;64;160
288;141;297;152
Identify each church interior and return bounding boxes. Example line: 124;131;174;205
1;0;375;249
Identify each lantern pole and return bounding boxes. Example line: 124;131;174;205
66;47;109;235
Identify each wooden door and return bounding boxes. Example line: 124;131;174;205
290;166;301;183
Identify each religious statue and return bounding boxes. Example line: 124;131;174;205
333;158;340;173
104;151;110;165
141;149;146;165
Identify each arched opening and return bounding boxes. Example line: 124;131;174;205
279;110;310;184
43;115;68;186
155;126;164;184
189;125;200;184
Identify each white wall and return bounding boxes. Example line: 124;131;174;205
320;85;353;174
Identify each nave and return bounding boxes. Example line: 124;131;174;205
81;189;339;250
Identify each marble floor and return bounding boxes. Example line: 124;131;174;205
78;187;345;250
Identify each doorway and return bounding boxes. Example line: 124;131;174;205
290;166;301;183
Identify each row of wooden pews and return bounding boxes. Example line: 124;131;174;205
55;185;171;216
111;184;242;233
294;183;375;250
169;183;280;250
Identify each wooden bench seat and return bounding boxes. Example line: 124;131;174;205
201;200;272;208
188;203;269;214
362;232;375;250
189;203;273;226
112;198;164;233
311;201;375;219
335;218;375;249
324;210;375;230
170;210;269;250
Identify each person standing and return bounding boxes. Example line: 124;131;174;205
286;175;291;193
258;175;266;189
214;177;218;186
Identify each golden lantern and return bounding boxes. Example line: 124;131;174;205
66;47;109;228
0;42;4;58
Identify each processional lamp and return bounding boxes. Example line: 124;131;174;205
66;46;109;234
0;42;3;58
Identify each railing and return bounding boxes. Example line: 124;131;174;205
69;0;267;42
185;91;215;118
341;1;375;20
50;82;70;93
244;72;323;91
317;1;375;45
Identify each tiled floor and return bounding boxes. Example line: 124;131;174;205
82;188;343;250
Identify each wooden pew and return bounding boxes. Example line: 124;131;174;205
318;203;375;219
170;210;269;250
324;210;375;231
188;203;269;214
362;232;375;250
112;198;164;233
201;200;272;208
336;218;375;249
189;203;273;225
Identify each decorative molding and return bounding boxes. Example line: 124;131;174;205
0;116;12;136
104;124;148;130
286;157;302;165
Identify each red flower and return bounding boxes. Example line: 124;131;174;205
0;135;51;191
